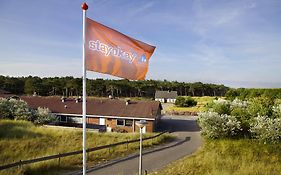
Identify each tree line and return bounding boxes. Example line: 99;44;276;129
226;88;281;100
0;75;229;98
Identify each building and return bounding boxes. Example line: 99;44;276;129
155;91;178;103
21;96;162;133
0;89;13;98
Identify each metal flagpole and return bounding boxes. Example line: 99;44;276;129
81;2;88;175
139;127;142;175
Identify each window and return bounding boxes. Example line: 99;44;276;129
60;115;67;122
125;119;133;126
117;119;124;126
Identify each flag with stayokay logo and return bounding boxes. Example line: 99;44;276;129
85;17;155;80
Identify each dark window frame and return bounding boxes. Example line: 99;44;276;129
125;119;133;127
60;115;67;122
116;119;125;126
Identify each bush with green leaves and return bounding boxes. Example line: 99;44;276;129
0;98;56;124
247;97;274;118
203;97;281;143
197;112;241;139
10;99;33;121
250;116;281;144
0;98;33;120
34;107;57;125
272;101;281;118
0;98;12;119
230;107;251;132
175;96;197;107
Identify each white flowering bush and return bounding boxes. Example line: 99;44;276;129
213;98;230;105
250;116;281;144
0;98;12;119
9;99;33;121
0;98;33;121
272;104;281;118
230;98;248;109
197;112;241;139
34;107;57;125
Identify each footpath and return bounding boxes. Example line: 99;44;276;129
68;116;202;175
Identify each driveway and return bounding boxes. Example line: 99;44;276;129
69;115;202;175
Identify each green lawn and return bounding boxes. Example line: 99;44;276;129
165;96;216;113
0;120;172;175
151;139;281;175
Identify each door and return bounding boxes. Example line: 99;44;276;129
99;118;105;125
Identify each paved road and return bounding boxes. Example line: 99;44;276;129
69;115;202;175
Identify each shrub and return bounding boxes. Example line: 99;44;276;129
230;98;248;109
250;116;281;144
175;96;197;107
34;107;57;125
0;98;12;119
175;96;185;107
212;103;231;115
0;98;33;121
9;99;33;121
273;100;281;118
247;97;274;118
230;107;250;133
112;127;128;133
197;112;241;139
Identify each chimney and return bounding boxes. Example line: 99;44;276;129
109;95;113;99
64;105;67;108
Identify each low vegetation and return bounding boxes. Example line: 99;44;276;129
0;120;172;175
155;96;281;175
0;98;56;124
165;96;216;114
175;96;197;107
226;88;281;100
151;139;281;175
198;97;281;143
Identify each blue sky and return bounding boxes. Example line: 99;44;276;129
0;0;281;88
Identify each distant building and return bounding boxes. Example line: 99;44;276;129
155;91;178;103
0;89;11;97
21;96;162;133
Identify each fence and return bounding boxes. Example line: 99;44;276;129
0;131;167;171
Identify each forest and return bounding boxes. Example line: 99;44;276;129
0;75;229;98
226;88;281;100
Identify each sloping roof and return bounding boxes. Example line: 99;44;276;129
155;91;178;99
0;89;11;94
21;96;161;119
0;89;15;98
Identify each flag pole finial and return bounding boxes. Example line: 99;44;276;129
81;3;88;10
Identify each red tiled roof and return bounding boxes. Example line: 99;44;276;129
21;96;161;119
0;89;11;94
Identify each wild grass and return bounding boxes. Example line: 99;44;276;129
0;120;172;175
151;139;281;175
166;96;216;113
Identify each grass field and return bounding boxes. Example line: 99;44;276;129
151;139;281;175
0;120;172;175
165;96;216;113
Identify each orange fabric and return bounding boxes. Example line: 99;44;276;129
85;17;155;80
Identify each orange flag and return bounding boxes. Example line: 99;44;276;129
85;17;155;80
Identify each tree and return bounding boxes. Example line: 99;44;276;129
175;96;197;107
34;107;57;125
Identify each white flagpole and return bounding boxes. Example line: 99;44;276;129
81;2;88;175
